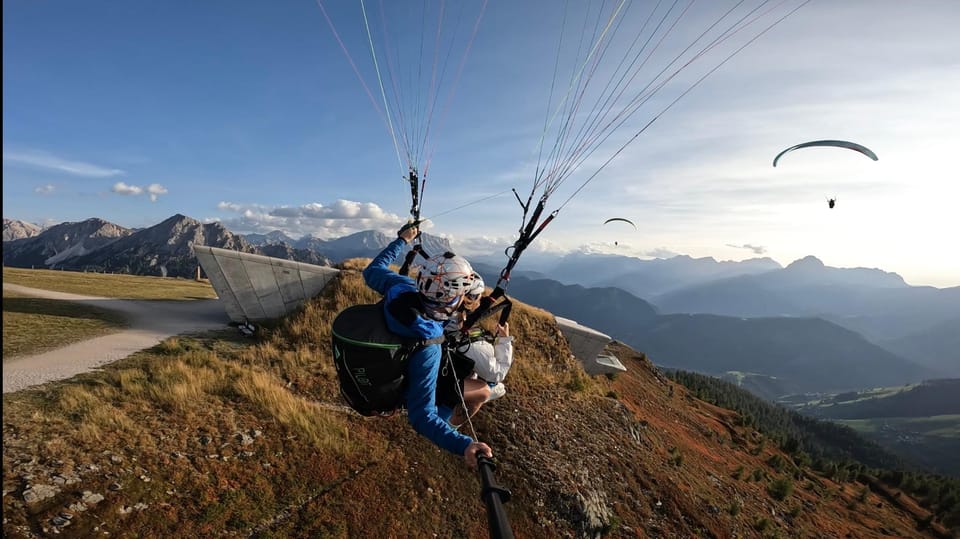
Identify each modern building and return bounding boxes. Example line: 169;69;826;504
554;316;627;375
194;246;339;323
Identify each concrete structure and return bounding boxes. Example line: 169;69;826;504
554;316;627;375
194;246;339;323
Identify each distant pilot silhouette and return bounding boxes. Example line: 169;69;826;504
828;197;837;209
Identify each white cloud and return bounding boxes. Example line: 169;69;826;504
111;181;167;202
112;182;143;196
147;183;168;202
34;184;56;195
726;243;767;255
447;235;516;257
642;247;680;259
3;148;124;177
215;199;408;238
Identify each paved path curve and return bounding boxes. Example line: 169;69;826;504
3;283;229;394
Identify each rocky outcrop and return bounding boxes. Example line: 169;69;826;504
68;214;258;278
2;218;43;242
2;218;131;268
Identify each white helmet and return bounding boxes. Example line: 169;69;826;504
466;273;485;298
416;251;476;306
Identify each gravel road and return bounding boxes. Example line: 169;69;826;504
3;283;229;394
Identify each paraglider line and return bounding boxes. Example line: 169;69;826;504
421;188;513;220
555;0;811;211
359;0;405;174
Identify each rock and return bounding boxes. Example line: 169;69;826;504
236;432;255;446
23;484;60;504
80;491;104;505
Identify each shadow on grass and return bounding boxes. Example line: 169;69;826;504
2;296;129;323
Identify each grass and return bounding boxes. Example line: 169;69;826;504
3;266;215;358
836;415;960;438
2;290;129;359
834;415;960;476
1;265;592;537
3;267;217;300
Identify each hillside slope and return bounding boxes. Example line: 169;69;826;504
629;314;935;394
1;266;948;538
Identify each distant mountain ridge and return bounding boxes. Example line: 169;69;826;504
1;215;331;278
632;314;936;394
2;214;953;396
2;218;43;242
67;214;258;278
2;218;132;268
1;215;453;279
244;229;452;264
497;251;784;298
654;255;960;361
468;265;928;395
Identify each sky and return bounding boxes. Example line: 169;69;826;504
4;1;959;288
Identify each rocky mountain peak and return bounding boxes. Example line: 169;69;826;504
2;218;43;242
786;255;826;270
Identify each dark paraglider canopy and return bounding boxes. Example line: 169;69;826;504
772;140;879;167
603;217;637;229
604;218;636;247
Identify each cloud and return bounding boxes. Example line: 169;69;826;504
34;184;56;195
447;235;516;257
147;183;168;202
112;182;143;196
726;243;767;255
3;149;124;177
270;200;401;221
111;182;168;202
215;199;408;238
643;247;679;259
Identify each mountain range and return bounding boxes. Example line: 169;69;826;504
4;214;957;395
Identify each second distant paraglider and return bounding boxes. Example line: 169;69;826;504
603;217;637;246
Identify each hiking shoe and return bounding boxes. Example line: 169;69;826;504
486;383;507;402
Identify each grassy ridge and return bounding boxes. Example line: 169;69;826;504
2;264;589;537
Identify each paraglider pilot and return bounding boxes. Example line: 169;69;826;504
362;223;494;469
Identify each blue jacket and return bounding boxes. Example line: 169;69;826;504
362;238;473;456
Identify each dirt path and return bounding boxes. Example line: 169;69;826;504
2;283;229;394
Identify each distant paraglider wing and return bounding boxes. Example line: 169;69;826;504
772;140;879;167
603;217;637;229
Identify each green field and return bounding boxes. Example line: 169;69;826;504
780;384;921;409
3;267;216;300
2;267;216;359
835;415;960;475
836;415;960;439
2;290;130;359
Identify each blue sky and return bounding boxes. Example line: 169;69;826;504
4;1;959;288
